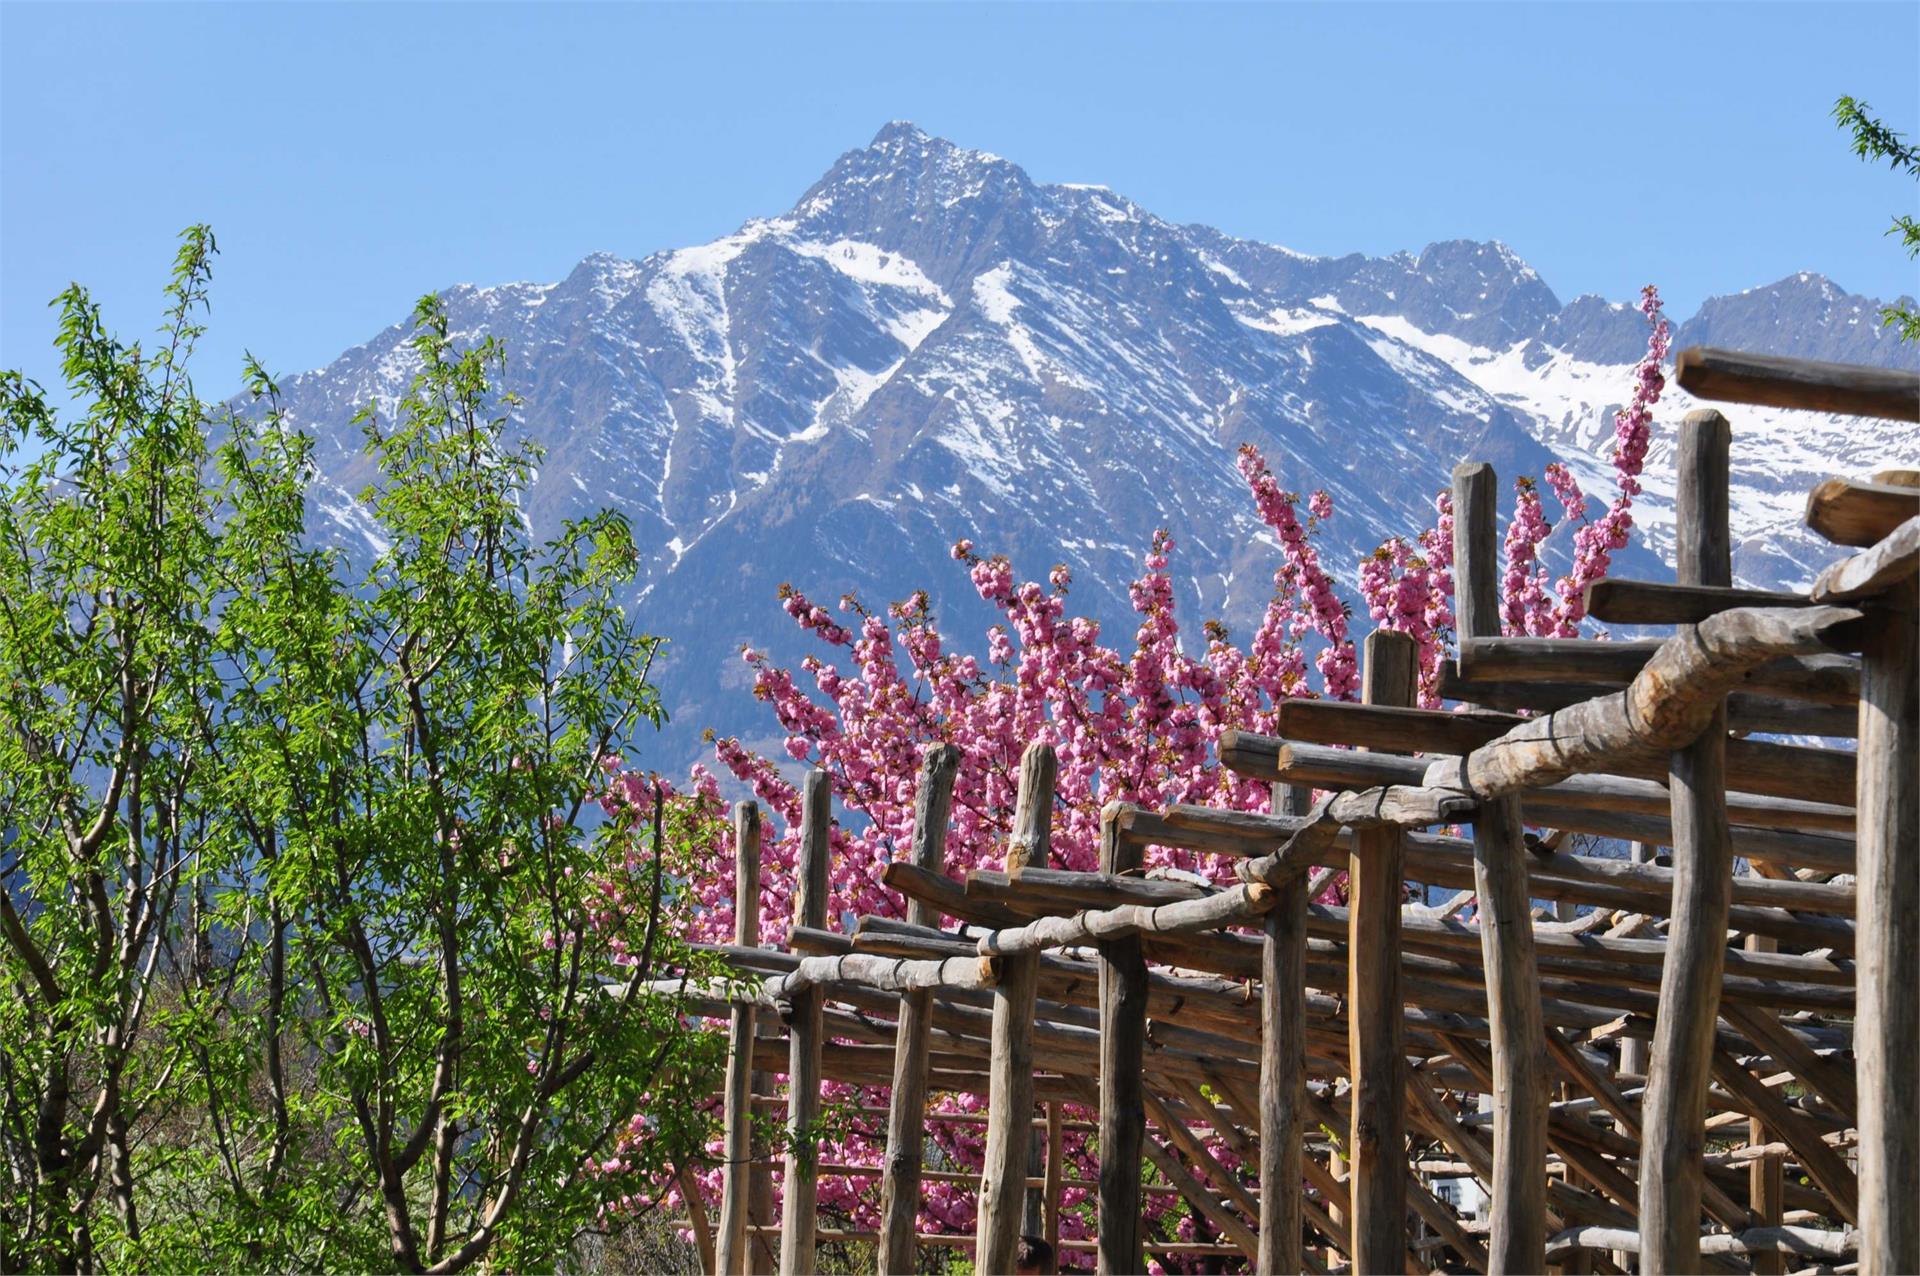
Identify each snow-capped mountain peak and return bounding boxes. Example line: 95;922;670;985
264;123;1919;765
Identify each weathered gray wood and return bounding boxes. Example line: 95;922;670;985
1812;514;1920;602
764;951;998;1002
1743;932;1786;1276
1473;797;1549;1268
1806;475;1920;547
1273;699;1856;804
1854;578;1919;1275
978;880;1275;955
1458;635;1861;704
1546;1223;1858;1263
1616;843;1656;1084
1258;783;1311;1276
977;743;1053;1276
1006;741;1056;872
1640;409;1734;1275
715;802;762;1276
1453;459;1547;1274
677;1163;717;1275
1136;804;1856;919
975;943;1041;1274
876;744;960;1276
777;771;832;1276
1673;344;1920;422
1096;798;1147;1276
1708;1051;1859;1225
1583;577;1813;625
1044;1101;1064;1268
1348;630;1415;1276
1435;663;1861;737
748;1018;777;1274
1231;733;1860;836
1135;1094;1260;1263
1438;609;1865;797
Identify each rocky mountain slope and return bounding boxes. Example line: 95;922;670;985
265;122;1919;766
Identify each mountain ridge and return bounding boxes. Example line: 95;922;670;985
262;121;1920;768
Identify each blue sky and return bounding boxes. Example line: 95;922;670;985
4;2;1917;407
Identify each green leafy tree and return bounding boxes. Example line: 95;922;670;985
1;229;719;1274
1834;96;1920;341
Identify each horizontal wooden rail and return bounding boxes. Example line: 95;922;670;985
1673;344;1920;421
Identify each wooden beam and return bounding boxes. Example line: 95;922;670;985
1435;664;1861;737
1547;1223;1857;1264
1458;636;1860;704
1043;1102;1064;1268
1242;736;1857;837
1639;409;1735;1274
1272;701;1857;807
1348;630;1415;1276
877;745;960;1276
677;1163;717;1275
1672;344;1920;422
1134;805;1857;918
1709;1051;1859;1226
1806;476;1920;548
1853;576;1919;1274
777;772;832;1276
1453;460;1547;1274
1096;795;1148;1275
1743;934;1786;1276
1259;783;1311;1275
1583;578;1813;625
1812;514;1920;602
715;802;762;1276
977;744;1053;1276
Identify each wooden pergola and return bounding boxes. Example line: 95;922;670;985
672;347;1918;1275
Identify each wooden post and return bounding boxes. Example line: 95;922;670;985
1044;1102;1065;1272
748;1028;779;1274
1639;409;1734;1274
715;802;762;1276
1258;782;1311;1276
1097;792;1148;1275
1855;573;1918;1275
678;1163;718;1276
1452;461;1548;1273
1747;949;1786;1276
1617;842;1657;1083
977;743;1054;1276
749;1025;777;1276
778;771;832;1276
1349;629;1416;1276
876;745;961;1276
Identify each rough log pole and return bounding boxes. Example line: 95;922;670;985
1348;629;1416;1276
1855;572;1919;1275
1044;1102;1065;1271
876;745;961;1276
1746;931;1785;1276
777;771;832;1276
1097;789;1149;1275
749;1020;777;1275
978;743;1055;1276
715;803;763;1276
1617;842;1656;1083
1639;409;1734;1274
1452;460;1548;1273
1258;781;1312;1275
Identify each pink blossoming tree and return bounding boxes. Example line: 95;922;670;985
602;288;1671;1266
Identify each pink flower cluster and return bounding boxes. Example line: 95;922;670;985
592;445;1366;1260
1362;285;1669;692
593;288;1668;1255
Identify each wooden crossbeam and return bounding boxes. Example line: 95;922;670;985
1673;344;1920;421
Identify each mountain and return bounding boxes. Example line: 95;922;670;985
264;122;1920;768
